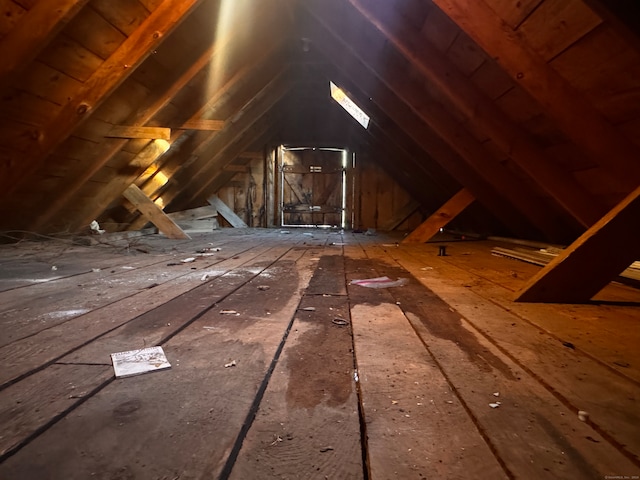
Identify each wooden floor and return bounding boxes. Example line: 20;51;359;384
0;228;639;479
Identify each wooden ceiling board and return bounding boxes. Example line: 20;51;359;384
446;31;488;77
470;60;515;101
481;0;544;29
64;6;126;60
0;0;26;38
517;0;602;61
90;0;149;36
37;34;103;83
19;61;83;106
419;4;458;53
0;88;60;127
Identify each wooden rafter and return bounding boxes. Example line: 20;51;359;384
312;23;536;239
2;0;201;198
304;2;568;241
0;0;89;89
207;195;247;228
168;75;290;210
430;0;640;187
403;188;475;243
122;185;190;240
350;0;604;228
515;185;640;303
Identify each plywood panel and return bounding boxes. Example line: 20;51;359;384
518;0;602;60
0;89;60;127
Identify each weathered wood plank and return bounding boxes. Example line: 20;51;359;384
178;119;225;131
0;244;314;477
403;188;474;243
166;205;218;222
106;125;171;140
208;195;247;228
123;184;190;239
0;0;88;88
382;241;640;469
516;185;640;303
344;247;508;479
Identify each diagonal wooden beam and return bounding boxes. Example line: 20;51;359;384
515;185;640;303
350;0;604;228
122;185;190;239
430;0;640;187
3;0;202;198
207;195;247;228
304;2;569;241
177;119;225;131
403;188;475;243
0;0;89;89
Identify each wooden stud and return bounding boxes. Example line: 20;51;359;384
0;0;88;89
515;185;640;303
430;0;640;187
207;195;247;228
106;126;171;140
350;0;605;228
167;205;218;222
122;184;190;239
403;188;475;243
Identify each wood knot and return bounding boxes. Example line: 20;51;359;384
516;72;524;80
153;31;161;39
76;103;90;115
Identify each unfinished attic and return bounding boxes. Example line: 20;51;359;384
0;0;639;478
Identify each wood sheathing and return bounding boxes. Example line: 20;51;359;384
0;0;639;300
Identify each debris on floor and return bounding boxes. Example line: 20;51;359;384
225;360;237;368
350;276;408;288
220;309;239;315
110;346;171;378
332;318;349;326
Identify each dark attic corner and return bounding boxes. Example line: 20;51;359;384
0;0;639;478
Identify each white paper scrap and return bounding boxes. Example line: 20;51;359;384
111;346;171;378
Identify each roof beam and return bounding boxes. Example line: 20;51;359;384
515;185;640;303
403;188;475;243
177;120;225;131
2;0;201;198
349;0;604;228
430;0;640;187
308;20;535;239
304;2;569;241
0;0;89;90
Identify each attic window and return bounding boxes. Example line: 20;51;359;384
330;81;370;129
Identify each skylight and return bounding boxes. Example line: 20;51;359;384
330;81;370;129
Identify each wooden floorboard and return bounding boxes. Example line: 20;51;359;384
0;229;638;479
